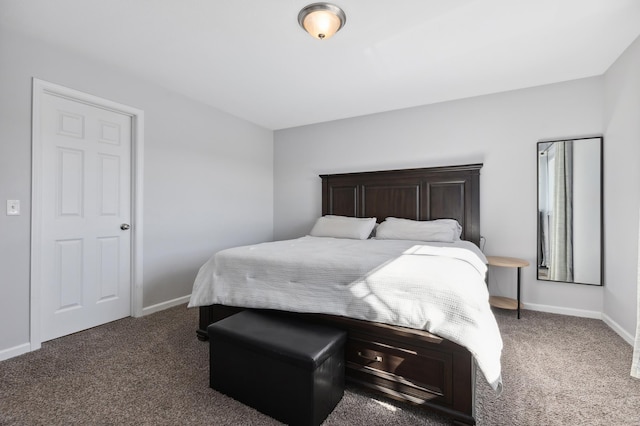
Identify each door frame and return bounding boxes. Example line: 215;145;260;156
30;78;145;351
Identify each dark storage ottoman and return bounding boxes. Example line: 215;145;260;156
207;311;346;426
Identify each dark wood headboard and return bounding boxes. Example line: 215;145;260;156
320;164;482;246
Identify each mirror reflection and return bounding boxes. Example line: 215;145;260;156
537;137;603;285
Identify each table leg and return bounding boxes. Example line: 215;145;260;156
517;267;521;319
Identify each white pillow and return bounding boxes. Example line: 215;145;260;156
309;215;377;240
375;217;462;242
432;218;463;241
384;217;462;240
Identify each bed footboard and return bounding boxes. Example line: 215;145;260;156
198;304;476;425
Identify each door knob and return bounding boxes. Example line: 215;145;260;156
120;223;130;230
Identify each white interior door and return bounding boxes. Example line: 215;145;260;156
38;92;132;342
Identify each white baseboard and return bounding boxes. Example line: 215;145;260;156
523;302;603;319
0;343;31;362
602;313;634;346
141;295;191;316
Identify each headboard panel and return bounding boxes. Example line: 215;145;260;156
320;164;482;246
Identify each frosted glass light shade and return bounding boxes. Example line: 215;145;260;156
298;3;346;40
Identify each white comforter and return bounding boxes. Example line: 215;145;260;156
188;236;503;392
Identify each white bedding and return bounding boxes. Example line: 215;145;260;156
188;236;503;392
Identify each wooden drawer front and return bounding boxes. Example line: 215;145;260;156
346;337;453;404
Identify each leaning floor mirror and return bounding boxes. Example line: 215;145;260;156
537;136;603;285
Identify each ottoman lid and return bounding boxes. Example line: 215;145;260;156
208;311;346;370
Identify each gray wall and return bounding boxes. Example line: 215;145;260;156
275;34;640;341
603;35;640;338
0;30;274;356
274;77;609;325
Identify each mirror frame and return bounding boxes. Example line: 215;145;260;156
536;136;604;286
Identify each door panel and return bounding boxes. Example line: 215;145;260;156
40;93;131;342
55;239;83;311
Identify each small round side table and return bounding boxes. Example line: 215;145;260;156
486;256;529;319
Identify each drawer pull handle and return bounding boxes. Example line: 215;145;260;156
358;351;383;362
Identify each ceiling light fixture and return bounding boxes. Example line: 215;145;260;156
298;3;346;40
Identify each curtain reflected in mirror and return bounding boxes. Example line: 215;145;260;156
537;137;603;285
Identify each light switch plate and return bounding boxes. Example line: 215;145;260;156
7;200;20;215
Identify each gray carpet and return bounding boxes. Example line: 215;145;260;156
1;305;639;425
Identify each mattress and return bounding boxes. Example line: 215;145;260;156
188;236;502;392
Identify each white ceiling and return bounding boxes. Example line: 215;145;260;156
2;0;640;130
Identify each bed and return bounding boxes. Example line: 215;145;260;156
191;164;500;425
